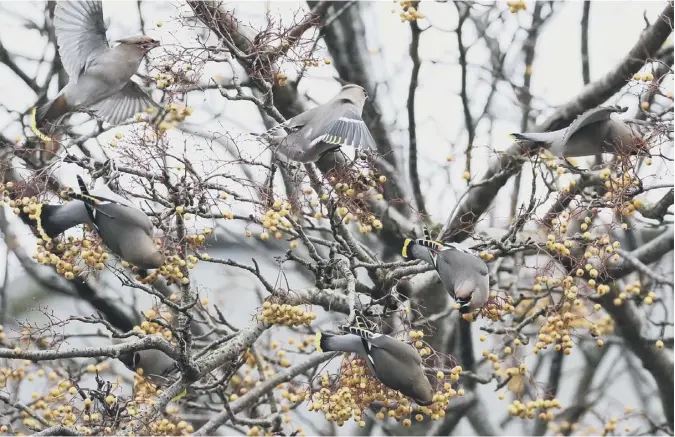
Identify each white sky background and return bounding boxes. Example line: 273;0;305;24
0;0;673;435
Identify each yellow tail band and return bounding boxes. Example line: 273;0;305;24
30;107;53;143
315;332;323;352
33;204;52;242
401;239;412;258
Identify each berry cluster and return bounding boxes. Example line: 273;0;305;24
257;301;317;326
392;1;425;22
507;398;562;420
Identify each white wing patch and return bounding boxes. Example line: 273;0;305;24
338;117;364;124
312;116;371;149
345;325;381;340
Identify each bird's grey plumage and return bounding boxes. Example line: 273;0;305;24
119;346;176;384
403;238;489;313
37;177;163;269
259;84;376;163
317;326;434;405
511;106;646;158
34;0;160;132
436;245;489;310
38;202;91;238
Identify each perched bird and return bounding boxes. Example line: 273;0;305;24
315;326;434;405
257;84;377;163
510;106;647;158
402;234;489;314
118;345;176;384
34;176;163;270
32;0;160;139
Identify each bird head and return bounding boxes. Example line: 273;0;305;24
411;369;435;406
117;35;161;53
456;297;472;314
120;351;142;371
339;84;369;107
136;249;165;271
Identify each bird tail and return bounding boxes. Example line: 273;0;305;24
510;132;555;145
30;95;69;160
315;332;367;355
402;238;445;259
33;204;70;240
14;203;51;241
401;238;413;258
32;95;69;140
315;332;332;353
35;95;69;128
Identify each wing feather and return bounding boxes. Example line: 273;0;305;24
54;0;110;81
308;103;376;152
563;106;625;144
90;82;157;125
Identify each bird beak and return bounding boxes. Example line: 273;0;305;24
146;40;161;50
